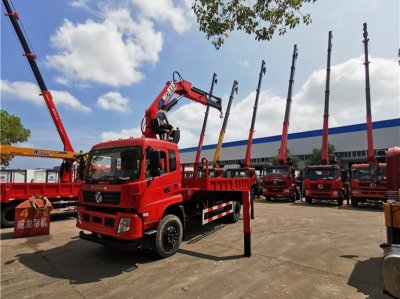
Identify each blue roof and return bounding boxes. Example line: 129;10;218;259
180;118;400;153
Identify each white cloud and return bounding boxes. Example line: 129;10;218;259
130;0;193;34
69;0;90;9
97;57;399;149
96;91;130;112
46;9;163;87
1;80;91;112
101;127;142;141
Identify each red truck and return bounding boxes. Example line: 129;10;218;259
350;23;387;208
303;31;347;206
304;164;346;206
263;165;300;202
351;162;386;207
1;0;80;227
77;77;253;257
262;45;300;202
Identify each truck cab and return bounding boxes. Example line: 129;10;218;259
303;165;345;206
350;163;387;207
77;138;183;246
262;165;299;202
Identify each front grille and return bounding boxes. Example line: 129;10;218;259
83;191;121;205
104;218;115;228
311;183;331;191
264;181;286;187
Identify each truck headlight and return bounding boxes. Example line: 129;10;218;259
117;218;131;234
283;189;290;193
333;191;338;197
305;190;310;195
263;188;268;192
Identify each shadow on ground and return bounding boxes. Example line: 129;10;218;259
342;255;391;299
9;238;156;284
7;217;242;284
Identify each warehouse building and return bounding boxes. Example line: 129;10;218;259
180;118;400;169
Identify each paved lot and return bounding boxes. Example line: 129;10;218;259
1;198;391;299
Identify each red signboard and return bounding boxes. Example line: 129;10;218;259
14;197;51;238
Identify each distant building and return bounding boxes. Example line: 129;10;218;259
180;118;400;169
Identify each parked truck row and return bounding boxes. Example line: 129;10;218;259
0;1;395;259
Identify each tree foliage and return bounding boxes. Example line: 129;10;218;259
271;149;299;168
1;109;31;165
192;0;317;49
307;143;337;166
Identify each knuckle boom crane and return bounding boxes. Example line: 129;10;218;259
78;72;254;258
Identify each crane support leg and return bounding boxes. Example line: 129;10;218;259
242;190;252;257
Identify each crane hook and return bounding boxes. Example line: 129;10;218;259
219;110;224;119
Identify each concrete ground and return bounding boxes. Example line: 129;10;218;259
1;198;391;299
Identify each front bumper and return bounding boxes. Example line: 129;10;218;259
76;206;143;241
262;188;292;197
79;231;150;250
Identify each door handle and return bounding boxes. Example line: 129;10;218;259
164;187;170;193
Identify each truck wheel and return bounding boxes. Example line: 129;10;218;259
1;203;17;228
351;198;359;208
337;196;344;207
265;196;271;202
152;214;183;258
290;190;298;203
226;201;241;223
305;197;312;204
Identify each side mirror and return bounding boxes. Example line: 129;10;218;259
149;150;161;177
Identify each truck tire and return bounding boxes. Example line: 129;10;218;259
337;195;344;207
152;214;183;258
226;201;241;223
265;196;271;202
305;197;313;204
290;189;298;203
1;203;17;228
351;198;359;208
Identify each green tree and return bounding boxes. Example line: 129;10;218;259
307;143;337;166
192;0;317;49
1;109;31;165
271;149;299;168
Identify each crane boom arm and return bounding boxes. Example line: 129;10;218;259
1;145;80;161
212;80;238;167
363;23;375;164
321;31;333;165
2;0;74;152
244;60;266;168
195;73;218;165
143;78;223;138
279;45;298;165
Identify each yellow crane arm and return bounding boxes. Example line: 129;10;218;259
0;144;80;162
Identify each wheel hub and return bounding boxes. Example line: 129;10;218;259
165;225;178;247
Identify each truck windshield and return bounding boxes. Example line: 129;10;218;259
264;167;288;177
225;169;249;178
84;146;142;183
306;168;339;180
352;167;387;180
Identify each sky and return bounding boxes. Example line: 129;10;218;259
1;0;399;169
